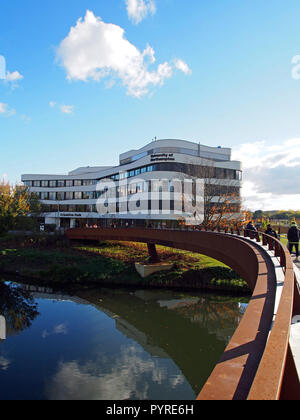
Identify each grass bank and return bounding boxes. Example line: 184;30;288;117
0;233;250;294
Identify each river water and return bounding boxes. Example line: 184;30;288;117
0;280;249;400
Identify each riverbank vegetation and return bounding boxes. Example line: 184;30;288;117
0;181;41;234
0;233;250;294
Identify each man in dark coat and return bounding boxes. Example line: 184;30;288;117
245;221;257;237
265;224;278;239
287;221;300;261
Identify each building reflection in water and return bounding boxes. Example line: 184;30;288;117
0;281;249;400
0;315;6;340
0;281;39;338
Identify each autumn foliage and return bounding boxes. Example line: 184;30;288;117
0;180;41;234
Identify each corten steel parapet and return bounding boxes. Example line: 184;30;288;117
65;228;300;400
66;228;259;290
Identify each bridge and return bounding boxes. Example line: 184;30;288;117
66;227;300;400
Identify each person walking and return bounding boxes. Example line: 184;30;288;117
245;221;257;237
287;221;300;262
265;224;278;239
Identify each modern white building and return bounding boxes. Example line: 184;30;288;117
22;139;242;229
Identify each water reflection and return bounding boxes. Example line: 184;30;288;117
45;346;185;400
0;315;5;340
0;281;39;338
0;280;249;400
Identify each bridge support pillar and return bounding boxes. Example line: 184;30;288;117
147;243;160;263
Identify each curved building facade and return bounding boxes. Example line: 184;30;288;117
22;139;242;229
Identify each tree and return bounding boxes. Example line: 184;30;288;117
0;180;41;234
197;165;244;230
0;281;39;338
253;210;264;220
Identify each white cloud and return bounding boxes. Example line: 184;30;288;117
232;139;300;211
174;59;192;75
45;344;185;400
49;101;74;114
0;356;11;371
60;105;74;114
0;102;7;113
3;70;24;89
56;10;190;98
42;323;68;339
6;70;23;82
0;102;16;117
20;114;31;123
126;0;156;24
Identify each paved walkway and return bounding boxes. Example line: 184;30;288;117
293;256;300;271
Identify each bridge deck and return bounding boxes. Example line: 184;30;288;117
291;261;300;380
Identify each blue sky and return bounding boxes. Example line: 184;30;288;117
1;0;300;210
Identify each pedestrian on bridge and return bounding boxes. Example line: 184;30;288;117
265;224;278;239
245;221;257;237
287;221;299;262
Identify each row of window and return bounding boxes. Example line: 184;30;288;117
41;202;177;213
41;204;97;213
41;201;189;214
36;181;170;201
24;179;97;188
36;182;240;202
24;163;242;189
41;201;241;215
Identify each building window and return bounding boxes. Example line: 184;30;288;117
132;151;147;162
65;192;74;200
33;181;41;187
57;192;65;201
82;180;96;186
49;180;57;188
49;192;56;201
41;180;49;187
74;192;82;200
235;171;242;181
65;180;73;187
74;180;82;187
57;180;65;188
82;191;94;200
88;204;97;213
76;205;87;212
41;192;48;200
128;183;137;195
24;180;33;187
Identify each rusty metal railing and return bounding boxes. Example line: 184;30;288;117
66;227;299;400
243;230;299;400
